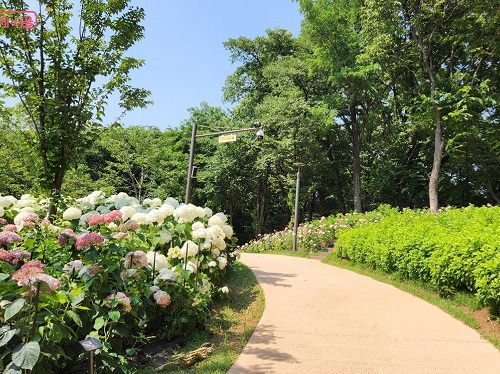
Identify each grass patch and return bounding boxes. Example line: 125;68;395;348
133;261;264;373
323;250;500;350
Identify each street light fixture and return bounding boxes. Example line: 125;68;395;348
185;122;263;204
292;162;305;251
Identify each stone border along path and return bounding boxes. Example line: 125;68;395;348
227;253;500;374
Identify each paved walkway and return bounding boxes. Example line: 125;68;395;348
227;253;500;374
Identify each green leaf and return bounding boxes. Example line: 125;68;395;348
108;310;121;322
12;341;40;370
5;299;25;321
0;273;9;281
66;310;83;327
94;316;106;330
70;288;85;306
0;327;18;347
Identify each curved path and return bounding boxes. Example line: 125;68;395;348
227;253;500;374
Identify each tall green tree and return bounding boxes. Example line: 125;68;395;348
0;0;150;213
361;0;500;211
297;0;381;212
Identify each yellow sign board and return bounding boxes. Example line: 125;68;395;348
218;134;237;143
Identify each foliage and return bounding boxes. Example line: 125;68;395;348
239;205;394;254
0;0;151;206
335;205;500;315
0;191;236;373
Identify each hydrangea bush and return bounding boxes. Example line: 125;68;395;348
0;192;237;373
239;206;393;254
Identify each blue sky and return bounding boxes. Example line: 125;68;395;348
111;1;303;130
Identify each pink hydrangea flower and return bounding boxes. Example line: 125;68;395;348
104;291;132;313
12;260;45;285
0;248;10;261
4;224;17;232
0;231;22;246
0;218;7;225
20;273;60;297
75;232;105;251
9;249;30;265
58;229;77;246
87;210;123;226
124;250;148;269
153;290;171;308
120;219;140;231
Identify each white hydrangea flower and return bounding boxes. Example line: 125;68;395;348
174;204;199;223
222;225;233;239
208;215;225;228
208;260;217;268
108;222;118;230
17;195;36;208
147;209;163;224
184;260;197;273
158;231;172;245
217;256;228;270
207;225;225;239
158;204;175;218
14;211;32;226
220;286;229;294
192;221;204;231
212;236;226;251
203;207;213;218
117;192;129;199
147;251;169;270
131;212;151;225
0;195;17;208
211;247;220;257
113;198;131;209
80;201;95;211
120;206;136;221
143;198;162;208
19;207;35;213
149;285;160;293
87;191;106;206
192;228;207;240
180;240;199;258
154;268;178;285
202;238;212;250
164;197;179;208
62;207;82;220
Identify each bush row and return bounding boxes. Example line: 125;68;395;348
335;205;500;314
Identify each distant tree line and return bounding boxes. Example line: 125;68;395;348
0;0;498;243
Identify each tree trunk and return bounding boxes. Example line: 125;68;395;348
47;167;65;217
429;108;444;213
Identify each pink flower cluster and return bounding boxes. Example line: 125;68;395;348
58;229;78;246
87;210;123;226
0;248;30;264
104;291;132;313
120;219;140;231
0;218;7;225
11;260;60;297
153;290;171;308
4;224;17;232
124;250;148;269
75;232;106;251
0;231;22;246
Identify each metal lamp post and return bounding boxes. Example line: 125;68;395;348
292;162;305;251
185;122;263;204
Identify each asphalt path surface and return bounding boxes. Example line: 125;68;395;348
227;253;500;374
